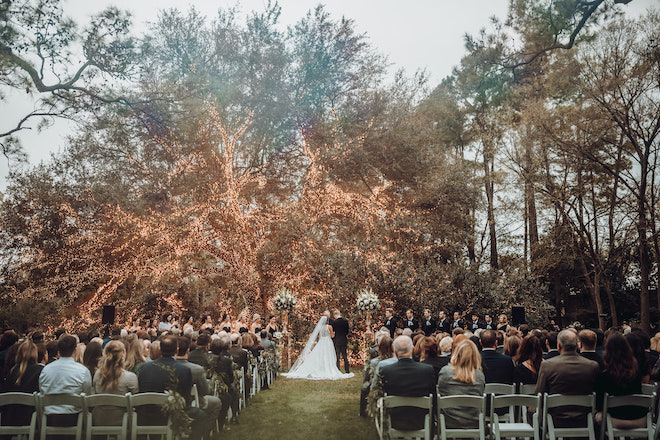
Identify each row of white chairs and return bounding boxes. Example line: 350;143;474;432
0;391;177;440
376;390;658;440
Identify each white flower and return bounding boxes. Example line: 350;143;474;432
356;288;380;312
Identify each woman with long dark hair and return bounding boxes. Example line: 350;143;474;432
1;340;43;426
514;335;543;384
595;332;646;429
82;340;103;380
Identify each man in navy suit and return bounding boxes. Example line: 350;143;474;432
437;311;451;333
384;308;398;338
403;309;419;331
421;308;437;336
331;309;350;373
379;336;435;431
451;311;464;330
479;330;514;384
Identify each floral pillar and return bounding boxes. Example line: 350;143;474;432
274;287;296;371
356;287;379;365
283;310;291;369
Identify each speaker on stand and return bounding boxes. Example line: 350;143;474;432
102;305;116;325
512;306;526;326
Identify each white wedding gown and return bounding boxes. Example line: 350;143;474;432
282;316;354;380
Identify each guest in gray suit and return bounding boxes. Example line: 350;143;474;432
176;336;222;425
437;339;486;428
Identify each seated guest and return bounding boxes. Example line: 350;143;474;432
437;340;486;428
535;330;600;427
378;336;435;431
209;337;235;425
188;333;212;370
439;336;453;358
1;340;43;427
82;340;103;379
513;335;543;384
544;332;559;359
93;340;138;425
503;334;521;358
420;336;446;380
124;336;146;374
595;332;646;429
497;314;509;333
175;337;222;428
579;330;605;371
39;335;92;427
480;329;514;384
626;332;650;382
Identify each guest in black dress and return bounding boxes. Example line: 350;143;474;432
595;332;647;429
1;340;43;426
513;335;543;385
420;336;447;380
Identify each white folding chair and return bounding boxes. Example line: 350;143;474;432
129;393;173;440
39;393;85;440
377;394;433;440
190;383;200;408
600;393;654;440
437;394;487;440
83;393;130;440
544;393;596;440
0;391;38;440
491;393;541;440
519;383;538;395
486;384;516;423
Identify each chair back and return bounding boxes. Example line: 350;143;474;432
436;395;487;440
0;392;39;440
601;393;654;440
379;395;433;440
543;393;596;440
518;383;537;394
83;393;130;440
39;393;85;440
486;383;516;395
128;393;172;440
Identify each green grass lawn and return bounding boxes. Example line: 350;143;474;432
222;369;378;440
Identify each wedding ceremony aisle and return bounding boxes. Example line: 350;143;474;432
224;369;377;439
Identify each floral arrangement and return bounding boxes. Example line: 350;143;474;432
356;288;380;312
273;331;283;340
161;390;192;437
273;288;297;312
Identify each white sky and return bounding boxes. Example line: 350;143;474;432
1;0;658;188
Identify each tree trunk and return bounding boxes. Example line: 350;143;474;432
483;141;498;269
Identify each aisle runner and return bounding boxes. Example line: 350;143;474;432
223;370;377;440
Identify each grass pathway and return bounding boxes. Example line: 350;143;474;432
222;369;378;440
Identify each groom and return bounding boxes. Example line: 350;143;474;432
331;309;350;374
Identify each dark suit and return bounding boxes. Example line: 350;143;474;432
403;318;419;331
451;319;464;330
483;320;496;330
535;352;600;426
468;320;484;332
332;316;350;373
380;358;435;431
188;347;211;371
480;349;514;384
138;357;193;425
421;318;437;336
385;316;398;338
580;351;605;371
438;318;451;334
544;349;560;360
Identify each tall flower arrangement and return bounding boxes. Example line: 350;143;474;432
273;287;297;369
356;288;380;312
273;287;297;312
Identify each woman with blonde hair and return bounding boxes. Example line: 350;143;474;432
436;339;485;428
93;340;138;425
124;336;146;374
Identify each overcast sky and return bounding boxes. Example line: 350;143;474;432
1;0;658;188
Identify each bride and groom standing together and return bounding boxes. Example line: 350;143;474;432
283;309;354;380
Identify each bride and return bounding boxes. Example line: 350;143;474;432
283;311;354;380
